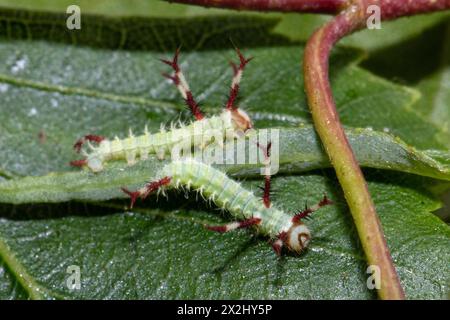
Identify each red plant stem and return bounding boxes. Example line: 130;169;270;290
378;0;450;19
167;0;450;299
167;0;349;13
303;1;389;299
169;0;450;14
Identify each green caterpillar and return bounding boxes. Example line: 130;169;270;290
122;158;332;254
71;48;253;172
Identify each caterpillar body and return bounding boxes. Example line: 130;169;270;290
122;158;333;254
73;110;246;172
71;48;253;172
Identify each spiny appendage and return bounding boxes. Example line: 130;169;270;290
292;195;333;224
205;217;261;233
272;231;287;256
162;47;253;132
226;48;253;132
70;134;105;168
122;176;172;208
69;159;87;167
226;47;253;111
73;134;105;153
161;48;204;121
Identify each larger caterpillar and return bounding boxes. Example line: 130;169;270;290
121;155;332;254
71;48;253;172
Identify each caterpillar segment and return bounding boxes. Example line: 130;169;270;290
121;159;333;255
71;48;253;172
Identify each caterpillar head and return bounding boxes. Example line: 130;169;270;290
285;221;311;253
230;108;252;132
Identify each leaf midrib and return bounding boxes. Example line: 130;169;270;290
0;73;178;110
0;235;59;299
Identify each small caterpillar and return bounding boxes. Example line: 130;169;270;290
121;155;332;254
71;48;253;172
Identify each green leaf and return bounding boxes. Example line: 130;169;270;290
0;6;448;299
360;13;450;148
